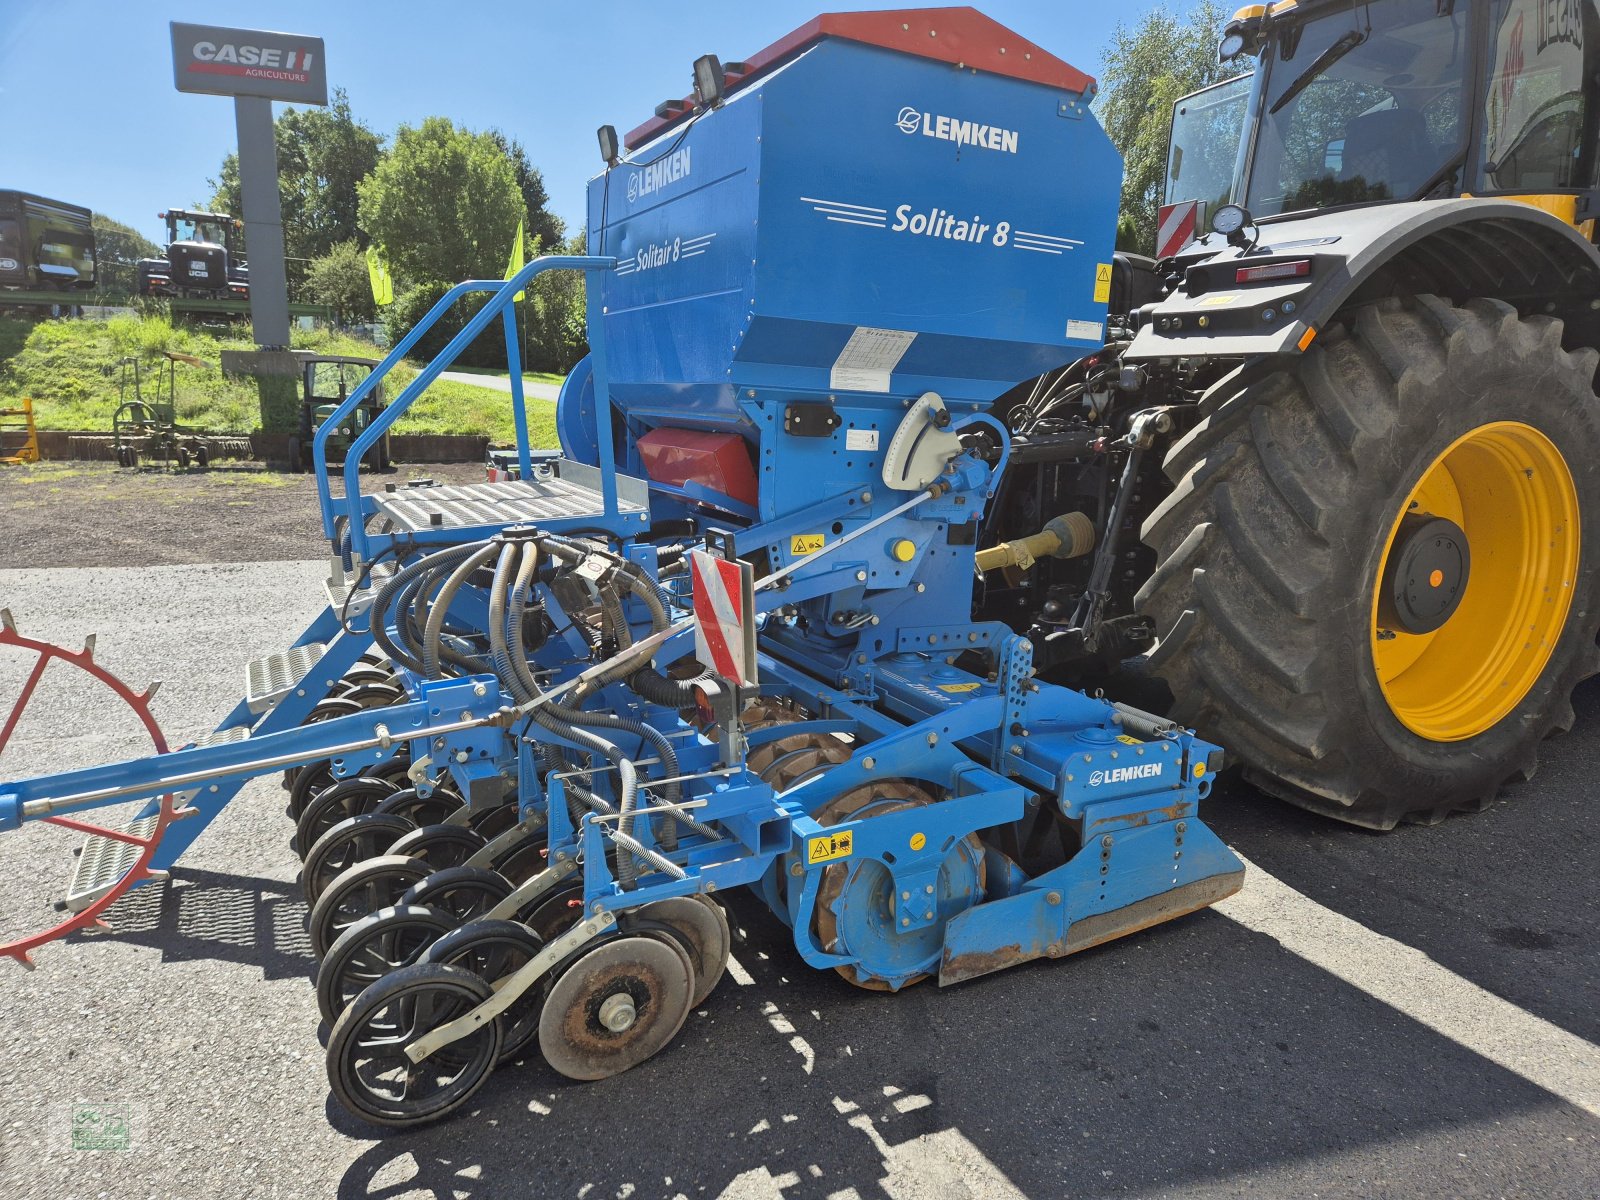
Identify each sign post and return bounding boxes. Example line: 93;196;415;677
169;22;327;352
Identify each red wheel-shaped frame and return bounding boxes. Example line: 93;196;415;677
0;609;180;967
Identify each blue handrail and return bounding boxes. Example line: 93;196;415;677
312;255;615;560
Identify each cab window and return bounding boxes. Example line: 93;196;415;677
1478;0;1599;191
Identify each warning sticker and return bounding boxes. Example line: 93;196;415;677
1116;734;1142;745
830;327;916;393
790;533;825;556
807;831;853;864
1094;262;1113;304
938;681;981;694
845;428;880;452
1066;318;1104;343
1200;292;1241;307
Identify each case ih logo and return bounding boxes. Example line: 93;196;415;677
188;40;316;84
1088;763;1164;787
896;105;1019;154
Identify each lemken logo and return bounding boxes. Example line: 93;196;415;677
627;147;692;204
1087;763;1164;787
897;105;1019;154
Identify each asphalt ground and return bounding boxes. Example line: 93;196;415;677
0;560;1596;1199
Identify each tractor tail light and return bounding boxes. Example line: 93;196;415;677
1236;259;1311;284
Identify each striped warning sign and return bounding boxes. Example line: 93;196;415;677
1156;200;1201;259
690;550;757;687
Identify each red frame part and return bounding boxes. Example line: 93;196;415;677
627;6;1096;149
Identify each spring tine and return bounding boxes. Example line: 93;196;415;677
82;633;96;657
144;681;163;701
0;609;14;634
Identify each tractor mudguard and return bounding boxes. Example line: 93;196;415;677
1124;198;1600;361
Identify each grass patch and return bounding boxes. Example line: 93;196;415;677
0;313;563;445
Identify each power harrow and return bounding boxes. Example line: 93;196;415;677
0;10;1245;1127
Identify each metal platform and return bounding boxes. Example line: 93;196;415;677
371;461;649;535
246;643;326;714
65;814;158;913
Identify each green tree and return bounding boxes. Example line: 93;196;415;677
305;240;376;325
90;213;160;298
358;116;523;284
526;232;589;373
1097;2;1241;255
486;130;565;249
207;88;384;262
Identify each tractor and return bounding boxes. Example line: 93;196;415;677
136;208;249;300
1;2;1596;1130
287;354;391;473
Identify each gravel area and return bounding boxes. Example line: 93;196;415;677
0;461;490;569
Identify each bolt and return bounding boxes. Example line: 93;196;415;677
1046;891;1062;905
901;891;911;901
1009;744;1023;755
861;491;872;503
1101;835;1114;848
598;992;637;1032
924;911;934;920
968;631;978;642
434;739;447;752
857;653;867;664
901;917;911;927
455;751;469;763
925;884;934;894
1176;821;1188;833
472;682;487;698
863;756;876;770
927;732;939;746
591;901;604;914
856;571;868;582
791;862;804;877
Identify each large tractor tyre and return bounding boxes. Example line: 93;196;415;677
1137;295;1600;828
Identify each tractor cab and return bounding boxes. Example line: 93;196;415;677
1160;0;1600;254
289;354;389;473
137;208;249;299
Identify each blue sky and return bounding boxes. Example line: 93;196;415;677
1;1;1183;246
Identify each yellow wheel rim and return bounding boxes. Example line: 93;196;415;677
1372;421;1580;741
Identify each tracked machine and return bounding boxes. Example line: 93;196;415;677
4;2;1599;1128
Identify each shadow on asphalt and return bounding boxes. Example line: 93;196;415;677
323;888;1591;1198
81;866;314;981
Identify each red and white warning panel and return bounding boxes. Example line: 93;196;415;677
689;550;758;687
1156;199;1201;259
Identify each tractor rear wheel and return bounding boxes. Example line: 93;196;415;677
1137;295;1600;828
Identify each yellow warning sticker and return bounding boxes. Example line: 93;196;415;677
1200;292;1241;307
1116;734;1142;745
790;533;825;556
938;681;981;694
808;831;853;864
909;832;927;852
1093;262;1113;304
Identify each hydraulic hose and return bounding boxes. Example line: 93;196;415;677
370;540;489;674
426;543;503;679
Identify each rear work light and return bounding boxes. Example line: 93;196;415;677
1236;259;1311;284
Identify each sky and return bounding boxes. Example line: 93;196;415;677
0;1;1179;247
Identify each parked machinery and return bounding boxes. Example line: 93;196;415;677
107;352;252;468
137;209;248;300
0;190;96;293
6;1;1597;1131
288;354;390;473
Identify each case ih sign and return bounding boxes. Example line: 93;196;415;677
170;22;328;105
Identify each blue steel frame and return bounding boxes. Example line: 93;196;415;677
309;256;618;563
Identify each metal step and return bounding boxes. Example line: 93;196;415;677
184;725;251;750
371;468;647;535
64;814;159;914
324;559;397;621
245;643;326;715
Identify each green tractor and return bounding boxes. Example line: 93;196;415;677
288;354;390;473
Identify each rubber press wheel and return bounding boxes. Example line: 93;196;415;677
1137;295;1600;828
310;854;436;959
295;776;400;858
301;813;416;905
421;919;548;1064
373;787;464;828
327;962;502;1128
317;903;460;1024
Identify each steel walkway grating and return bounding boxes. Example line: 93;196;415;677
64;814;158;913
373;477;646;533
246;643;326;715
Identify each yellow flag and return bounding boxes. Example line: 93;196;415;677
504;217;526;301
364;245;394;306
